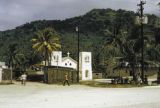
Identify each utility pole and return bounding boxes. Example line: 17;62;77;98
137;0;146;83
10;64;13;84
76;26;79;83
158;3;160;27
56;55;59;81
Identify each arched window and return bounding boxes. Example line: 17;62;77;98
85;56;89;62
54;55;59;61
54;56;56;60
70;63;72;66
57;56;59;61
65;63;67;66
85;70;89;77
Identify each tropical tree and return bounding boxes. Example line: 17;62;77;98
32;28;61;66
5;43;18;83
15;53;28;74
103;26;143;82
119;31;141;81
104;30;121;74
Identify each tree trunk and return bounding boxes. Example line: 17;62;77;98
44;47;48;83
131;63;137;82
44;47;47;66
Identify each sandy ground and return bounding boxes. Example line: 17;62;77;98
0;82;160;108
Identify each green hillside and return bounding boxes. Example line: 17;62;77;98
0;8;159;74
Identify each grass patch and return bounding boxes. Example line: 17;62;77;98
0;82;13;85
80;81;145;88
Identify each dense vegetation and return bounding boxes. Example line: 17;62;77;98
0;8;159;78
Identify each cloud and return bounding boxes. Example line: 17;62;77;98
0;0;159;31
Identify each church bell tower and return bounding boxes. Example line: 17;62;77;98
79;52;92;80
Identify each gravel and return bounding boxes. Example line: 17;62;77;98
0;82;160;108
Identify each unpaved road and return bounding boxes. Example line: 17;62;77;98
0;82;160;108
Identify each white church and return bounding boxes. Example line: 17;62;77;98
50;51;93;80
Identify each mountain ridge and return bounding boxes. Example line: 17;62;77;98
0;8;159;72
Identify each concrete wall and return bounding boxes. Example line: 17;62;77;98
0;68;2;82
61;58;77;69
51;51;62;66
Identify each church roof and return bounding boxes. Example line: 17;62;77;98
62;57;77;64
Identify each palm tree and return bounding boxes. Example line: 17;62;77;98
95;29;121;79
32;28;61;83
104;28;142;82
32;28;61;66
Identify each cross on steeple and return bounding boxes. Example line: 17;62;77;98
67;52;70;57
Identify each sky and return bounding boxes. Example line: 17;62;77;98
0;0;159;31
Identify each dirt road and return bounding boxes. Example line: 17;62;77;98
0;82;160;108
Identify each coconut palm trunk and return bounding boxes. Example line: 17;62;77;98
10;62;13;84
44;46;48;83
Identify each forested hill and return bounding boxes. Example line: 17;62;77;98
0;8;159;71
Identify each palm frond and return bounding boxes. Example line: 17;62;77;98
31;38;38;42
32;43;41;49
31;27;61;66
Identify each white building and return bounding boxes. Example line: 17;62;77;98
0;62;8;83
51;51;77;69
50;51;92;80
0;67;2;82
79;52;92;80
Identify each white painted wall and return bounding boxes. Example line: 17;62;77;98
0;67;2;82
50;51;93;81
51;51;62;66
0;62;7;83
62;57;77;69
79;52;92;80
51;51;77;69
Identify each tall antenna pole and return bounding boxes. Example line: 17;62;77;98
137;0;146;83
76;26;79;83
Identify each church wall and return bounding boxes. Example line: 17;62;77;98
50;51;93;81
79;52;92;80
0;68;2;82
81;67;92;80
61;59;77;69
51;51;62;66
0;62;8;83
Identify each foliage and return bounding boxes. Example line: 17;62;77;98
0;8;159;77
32;28;61;66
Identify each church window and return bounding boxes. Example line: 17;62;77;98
65;63;67;66
70;63;72;66
85;56;89;63
57;56;59;61
54;56;56;60
85;70;89;77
